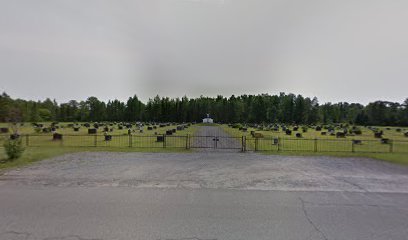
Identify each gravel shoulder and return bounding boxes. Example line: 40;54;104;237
1;151;408;193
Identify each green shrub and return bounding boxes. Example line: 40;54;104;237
3;139;25;160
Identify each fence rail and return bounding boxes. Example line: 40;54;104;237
1;134;408;153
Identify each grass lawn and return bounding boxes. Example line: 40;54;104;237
0;122;199;148
221;124;408;153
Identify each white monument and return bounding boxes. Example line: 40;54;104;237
202;114;214;123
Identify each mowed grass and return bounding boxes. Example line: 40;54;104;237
221;124;408;141
0;122;197;170
221;124;408;164
0;122;198;149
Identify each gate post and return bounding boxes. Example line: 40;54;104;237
389;140;393;153
241;136;245;152
277;137;281;152
129;134;132;147
94;135;97;147
255;138;258;151
186;134;189;149
351;139;355;153
163;134;166;148
314;138;317;152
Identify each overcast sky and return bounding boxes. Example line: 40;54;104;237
0;0;407;105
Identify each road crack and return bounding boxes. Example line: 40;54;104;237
299;197;329;240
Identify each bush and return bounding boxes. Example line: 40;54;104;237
3;139;25;160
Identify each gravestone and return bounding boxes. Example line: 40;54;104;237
336;132;346;138
88;129;97;134
295;133;302;138
73;127;80;132
352;140;362;145
157;136;164;142
53;133;63;141
166;130;173;135
381;138;390;144
0;127;9;133
253;132;264;138
104;135;112;141
315;126;322;131
273;138;279;145
285;129;292;135
147;126;153;130
321;132;327;135
374;132;383;138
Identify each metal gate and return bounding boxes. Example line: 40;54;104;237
190;135;243;150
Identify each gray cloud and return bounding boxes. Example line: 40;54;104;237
0;0;407;104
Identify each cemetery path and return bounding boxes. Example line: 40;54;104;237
1;152;408;240
191;125;242;150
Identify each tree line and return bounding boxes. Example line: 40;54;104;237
1;92;407;126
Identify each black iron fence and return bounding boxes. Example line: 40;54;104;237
245;137;408;153
1;134;408;153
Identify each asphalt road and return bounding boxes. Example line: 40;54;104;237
1;150;408;240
